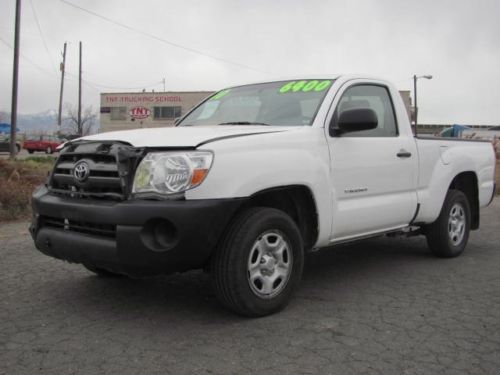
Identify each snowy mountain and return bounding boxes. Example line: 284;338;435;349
0;110;100;135
0;109;58;133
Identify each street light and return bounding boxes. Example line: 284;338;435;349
413;74;433;133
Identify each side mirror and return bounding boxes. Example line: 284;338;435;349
330;108;378;136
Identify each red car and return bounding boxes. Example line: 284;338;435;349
23;135;63;154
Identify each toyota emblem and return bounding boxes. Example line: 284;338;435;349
73;161;90;182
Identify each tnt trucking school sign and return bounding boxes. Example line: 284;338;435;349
129;107;151;120
104;94;183;120
105;95;182;104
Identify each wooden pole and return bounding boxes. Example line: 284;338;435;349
9;0;21;159
57;42;67;128
78;41;82;136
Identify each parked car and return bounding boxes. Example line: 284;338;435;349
0;137;21;154
30;75;496;316
23;135;63;154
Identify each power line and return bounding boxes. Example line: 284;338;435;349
28;0;57;72
66;71;163;91
0;35;57;78
0;37;163;93
85;79;163;91
59;0;271;75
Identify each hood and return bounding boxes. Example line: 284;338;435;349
74;125;292;148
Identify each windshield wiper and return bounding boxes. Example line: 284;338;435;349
218;121;269;126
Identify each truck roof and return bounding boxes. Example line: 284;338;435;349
226;75;392;89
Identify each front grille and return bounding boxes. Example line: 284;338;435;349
41;215;116;238
48;141;143;200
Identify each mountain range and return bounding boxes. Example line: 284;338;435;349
0;110;100;134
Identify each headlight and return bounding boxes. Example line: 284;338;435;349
132;151;213;196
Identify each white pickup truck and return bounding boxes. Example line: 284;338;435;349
30;76;496;316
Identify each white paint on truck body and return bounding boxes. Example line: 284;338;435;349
76;75;496;249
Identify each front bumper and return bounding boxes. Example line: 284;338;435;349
30;186;243;276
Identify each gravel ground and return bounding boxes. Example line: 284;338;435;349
1;199;499;374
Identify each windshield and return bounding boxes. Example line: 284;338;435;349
178;79;334;127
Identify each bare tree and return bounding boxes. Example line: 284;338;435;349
63;104;97;136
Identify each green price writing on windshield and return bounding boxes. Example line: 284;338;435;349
211;89;231;100
279;80;332;94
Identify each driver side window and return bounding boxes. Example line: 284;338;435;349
335;84;398;137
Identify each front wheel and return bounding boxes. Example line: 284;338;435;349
211;207;304;317
425;189;471;258
28;149;34;154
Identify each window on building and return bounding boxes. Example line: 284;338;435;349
153;106;182;119
110;107;127;121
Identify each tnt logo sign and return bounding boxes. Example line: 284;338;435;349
129;107;151;119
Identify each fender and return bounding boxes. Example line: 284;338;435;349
414;141;495;223
186;127;333;247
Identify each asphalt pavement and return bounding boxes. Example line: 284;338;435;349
1;199;499;374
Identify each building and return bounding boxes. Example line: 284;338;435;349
100;91;213;133
99;90;413;133
398;90;412;120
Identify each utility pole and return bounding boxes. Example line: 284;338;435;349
78;41;82;136
9;0;21;160
162;77;166;92
57;42;67;128
413;74;417;134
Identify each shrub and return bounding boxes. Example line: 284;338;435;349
0;158;53;221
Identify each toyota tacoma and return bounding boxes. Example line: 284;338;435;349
30;76;497;316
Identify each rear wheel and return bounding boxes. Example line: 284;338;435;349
425;189;471;258
211;207;304;317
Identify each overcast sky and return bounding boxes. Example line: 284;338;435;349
1;0;499;125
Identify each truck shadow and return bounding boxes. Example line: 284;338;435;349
303;235;432;278
47;235;436;320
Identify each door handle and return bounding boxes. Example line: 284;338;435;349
397;150;412;158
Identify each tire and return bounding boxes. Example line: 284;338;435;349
28;149;34;154
46;146;53;154
84;264;125;278
425;189;471;258
211;207;304;317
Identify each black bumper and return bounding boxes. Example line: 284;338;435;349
30;186;244;276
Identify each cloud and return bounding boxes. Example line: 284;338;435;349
0;0;499;124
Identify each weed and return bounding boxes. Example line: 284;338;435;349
0;159;53;221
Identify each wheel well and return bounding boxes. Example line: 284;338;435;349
239;185;319;250
449;172;479;229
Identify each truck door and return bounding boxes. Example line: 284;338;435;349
326;82;418;241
